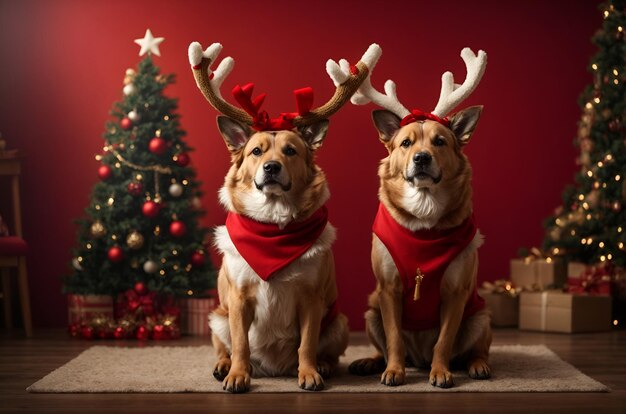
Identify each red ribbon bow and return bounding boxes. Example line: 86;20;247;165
400;109;450;128
232;84;314;131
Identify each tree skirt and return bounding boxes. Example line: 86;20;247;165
27;345;608;393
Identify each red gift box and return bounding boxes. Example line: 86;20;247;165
179;296;217;336
566;264;612;296
67;294;114;325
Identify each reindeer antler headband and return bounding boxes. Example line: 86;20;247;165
351;46;487;127
188;42;382;131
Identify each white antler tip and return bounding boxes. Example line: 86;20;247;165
326;59;349;86
361;43;382;70
203;43;223;62
188;42;203;66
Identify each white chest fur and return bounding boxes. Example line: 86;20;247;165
212;222;336;374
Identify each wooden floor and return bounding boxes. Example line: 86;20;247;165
1;328;625;413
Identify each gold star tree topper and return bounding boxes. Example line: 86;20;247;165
134;29;164;56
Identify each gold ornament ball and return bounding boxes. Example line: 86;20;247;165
126;231;145;249
90;221;107;238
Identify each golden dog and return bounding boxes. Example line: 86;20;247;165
349;47;492;388
188;41;379;392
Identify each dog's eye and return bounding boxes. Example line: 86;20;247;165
283;147;297;156
400;138;411;148
251;147;262;156
433;136;446;147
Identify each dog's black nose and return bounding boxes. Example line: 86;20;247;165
263;161;282;175
413;152;432;167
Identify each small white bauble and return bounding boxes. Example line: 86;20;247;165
168;183;184;198
123;84;136;95
143;260;159;274
128;110;140;122
72;257;83;271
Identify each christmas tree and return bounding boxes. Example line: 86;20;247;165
65;30;215;299
543;0;626;269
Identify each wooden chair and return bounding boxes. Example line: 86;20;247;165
0;152;32;337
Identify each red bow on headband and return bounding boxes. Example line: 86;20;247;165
232;84;314;131
400;109;450;128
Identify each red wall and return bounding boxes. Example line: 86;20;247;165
0;0;599;330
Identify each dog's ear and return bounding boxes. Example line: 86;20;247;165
448;106;483;146
298;120;329;150
372;110;401;143
216;116;252;152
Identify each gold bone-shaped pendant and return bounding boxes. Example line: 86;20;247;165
414;268;424;301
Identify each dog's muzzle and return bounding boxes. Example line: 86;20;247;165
407;152;442;184
254;161;292;191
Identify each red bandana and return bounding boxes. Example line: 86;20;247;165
372;203;484;331
225;206;329;280
400;109;450;128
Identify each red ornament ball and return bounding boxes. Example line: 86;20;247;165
149;137;168;155
152;324;166;340
175;152;190;167
134;281;147;295
108;246;124;263
120;117;133;130
68;323;81;338
98;165;112;180
136;325;150;340
191;251;205;267
169;221;187;238
81;326;95;340
142;200;161;218
113;326;126;339
127;181;143;196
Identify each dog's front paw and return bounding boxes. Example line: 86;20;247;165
468;358;491;380
429;366;454;388
213;358;231;381
222;370;250;393
298;367;325;391
380;367;405;386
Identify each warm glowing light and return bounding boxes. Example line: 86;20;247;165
578;194;585;201
615;79;620;85
606;154;613;161
95;155;102;161
592;63;598;70
571;230;576;236
160;270;166;276
619;26;624;32
111;234;117;240
182;180;189;185
619;227;623;233
613;69;619;76
586;214;592;220
582;202;590;210
86;243;92;249
187;290;193;296
115;162;121;168
616;175;621;181
599;242;605;248
593;97;600;104
553;248;560;254
598;161;604;167
107;197;115;206
546;257;553;263
77;257;83;262
600;255;606;262
604;10;609;18
619;242;625;249
136;174;143;181
587;171;593;177
161;258;167;264
614;320;619;326
172;250;178;255
581;238;587;245
95;205;101;210
608;254;613;260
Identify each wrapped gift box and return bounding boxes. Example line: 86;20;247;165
67;294;114;325
479;289;519;327
510;258;566;289
567;261;587;279
179;297;217;336
519;291;612;333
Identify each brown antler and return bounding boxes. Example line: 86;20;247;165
189;42;379;129
291;44;381;126
188;42;254;126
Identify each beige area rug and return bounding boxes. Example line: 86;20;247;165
27;345;608;393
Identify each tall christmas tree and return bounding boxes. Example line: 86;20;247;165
543;1;626;269
65;30;215;299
